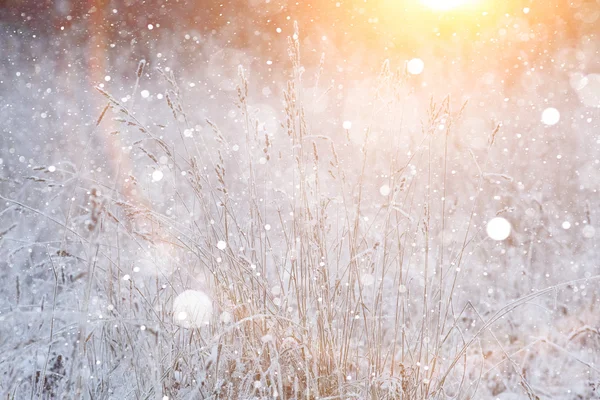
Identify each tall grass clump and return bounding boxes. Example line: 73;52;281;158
89;25;489;398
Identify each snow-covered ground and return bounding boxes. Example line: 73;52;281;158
1;1;600;398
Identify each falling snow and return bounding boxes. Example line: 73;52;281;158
541;107;561;126
152;169;164;181
486;217;512;241
2;2;600;399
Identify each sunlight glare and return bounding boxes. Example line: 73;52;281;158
421;0;476;11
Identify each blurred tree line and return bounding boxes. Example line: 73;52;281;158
2;0;598;52
1;0;598;98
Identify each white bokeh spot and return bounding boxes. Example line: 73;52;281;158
379;184;391;196
486;217;512;241
407;58;425;75
173;290;213;328
541;108;560;126
152;170;164;182
582;225;596;239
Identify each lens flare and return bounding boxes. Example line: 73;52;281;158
421;0;476;11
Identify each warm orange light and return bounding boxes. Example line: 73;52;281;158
421;0;477;11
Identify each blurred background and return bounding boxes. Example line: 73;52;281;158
2;0;599;250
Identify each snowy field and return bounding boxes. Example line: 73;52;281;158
1;0;600;399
